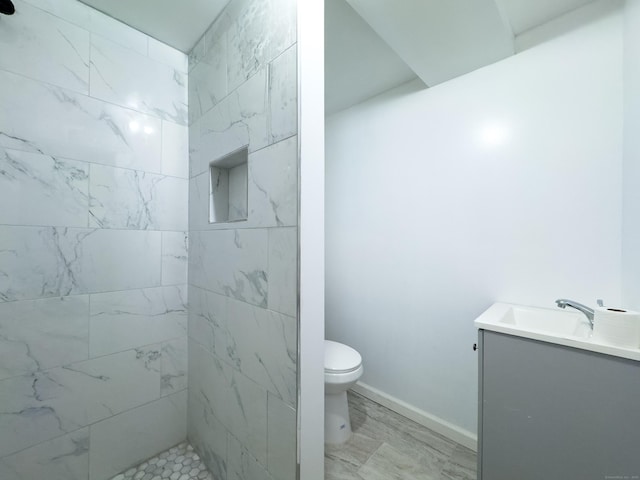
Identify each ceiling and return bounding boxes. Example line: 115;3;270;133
494;0;600;35
327;0;598;113
324;0;418;115
77;0;600;113
78;0;229;53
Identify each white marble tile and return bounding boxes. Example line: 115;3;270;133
0;296;89;381
189;172;210;230
0;70;162;173
162;232;188;286
80;228;162;293
0;428;89;480
0;226;83;301
226;0;272;92
0;0;89;94
189;229;268;307
148;37;188;73
227;434;272;480
232;68;270;146
267;227;297;317
162;121;189;179
204;0;248;51
0;348;161;457
267;0;297;64
189;117;201;178
228;162;249;221
188;34;207;73
188;341;267;465
226;299;296;407
271;0;298;52
191;68;268;177
86;13;148;57
89;286;187;358
187;286;227;357
269;45;298;143
188;33;227;124
90;35;188;125
0;226;161;302
210;166;230;223
22;0;148;55
161;337;188;396
187;345;228;479
226;0;296;91
267;393;297;480
0;227;79;301
0;147;89;227
248;135;298;227
89;164;188;231
190;152;297;233
90;390;187;480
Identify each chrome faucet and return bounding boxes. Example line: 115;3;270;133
555;299;594;329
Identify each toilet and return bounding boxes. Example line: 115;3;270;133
324;340;363;445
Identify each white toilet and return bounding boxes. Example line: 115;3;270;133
324;340;363;445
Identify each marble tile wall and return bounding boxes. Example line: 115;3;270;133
0;1;189;479
187;0;298;479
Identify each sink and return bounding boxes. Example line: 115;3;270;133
500;304;591;338
475;303;640;362
476;303;591;339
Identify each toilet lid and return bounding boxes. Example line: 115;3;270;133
324;340;362;373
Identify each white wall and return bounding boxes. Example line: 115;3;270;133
622;0;640;310
298;1;326;477
325;1;623;435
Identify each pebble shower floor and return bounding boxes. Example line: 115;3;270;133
110;442;213;480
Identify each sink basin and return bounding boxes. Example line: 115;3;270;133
475;302;640;362
500;304;591;338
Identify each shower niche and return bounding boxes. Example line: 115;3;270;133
209;146;249;223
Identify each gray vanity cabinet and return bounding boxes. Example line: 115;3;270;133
477;330;640;480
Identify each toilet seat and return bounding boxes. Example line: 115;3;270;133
324;340;362;374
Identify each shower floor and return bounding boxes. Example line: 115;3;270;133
110;442;213;480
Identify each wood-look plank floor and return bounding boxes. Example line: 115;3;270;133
325;392;476;480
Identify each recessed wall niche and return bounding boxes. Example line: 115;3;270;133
209;147;249;223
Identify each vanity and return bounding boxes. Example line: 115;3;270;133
475;303;640;480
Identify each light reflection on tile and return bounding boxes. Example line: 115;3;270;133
90;36;188;125
0;69;163;173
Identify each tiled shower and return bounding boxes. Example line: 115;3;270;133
187;0;298;478
0;0;298;478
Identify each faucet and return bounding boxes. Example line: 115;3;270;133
555;299;594;329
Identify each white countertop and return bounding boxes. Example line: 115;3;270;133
475;302;640;362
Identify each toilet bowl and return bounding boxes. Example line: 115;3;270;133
324;340;363;445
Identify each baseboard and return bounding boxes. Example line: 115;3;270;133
351;381;478;452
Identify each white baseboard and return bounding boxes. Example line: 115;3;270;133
351;381;478;452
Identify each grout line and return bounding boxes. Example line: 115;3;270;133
188;337;294;410
0;223;187;232
87;293;92;360
0;332;188;383
0;283;187;306
1;143;188;181
0;389;189;461
87;162;92;228
0;66;185;127
160;230;164;286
